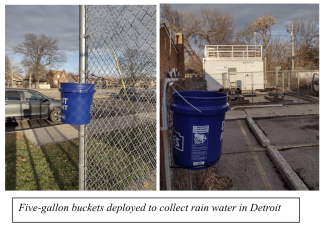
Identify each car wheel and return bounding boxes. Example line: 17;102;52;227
50;108;61;123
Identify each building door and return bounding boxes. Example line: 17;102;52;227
243;62;254;91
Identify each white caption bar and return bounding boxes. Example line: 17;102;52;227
13;197;299;223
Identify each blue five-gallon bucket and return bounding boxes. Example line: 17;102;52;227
170;91;228;170
59;83;96;125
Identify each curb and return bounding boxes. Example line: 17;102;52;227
246;116;270;147
266;145;309;190
246;115;309;190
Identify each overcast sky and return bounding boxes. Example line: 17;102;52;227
168;4;319;34
5;5;79;74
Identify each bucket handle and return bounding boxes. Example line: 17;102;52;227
169;82;202;113
85;84;94;91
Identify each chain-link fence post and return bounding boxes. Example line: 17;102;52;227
79;5;86;191
296;71;300;103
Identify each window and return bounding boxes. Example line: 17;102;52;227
5;91;21;101
23;91;44;101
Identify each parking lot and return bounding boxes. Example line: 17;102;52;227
214;114;319;190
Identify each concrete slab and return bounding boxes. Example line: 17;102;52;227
23;124;78;146
245;104;319;118
225;110;247;120
254;115;319;146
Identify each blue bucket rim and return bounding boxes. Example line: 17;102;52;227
173;91;227;100
60;82;96;93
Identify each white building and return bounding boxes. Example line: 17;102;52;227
203;45;264;93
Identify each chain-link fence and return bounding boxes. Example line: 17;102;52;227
84;5;156;190
205;70;319;104
265;70;319;103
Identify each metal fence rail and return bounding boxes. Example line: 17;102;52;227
84;5;156;190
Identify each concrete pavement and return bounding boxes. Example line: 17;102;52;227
22;124;78;146
225;103;319;120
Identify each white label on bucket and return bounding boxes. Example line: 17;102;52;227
173;129;184;152
193;161;204;166
192;125;209;161
220;120;225;142
61;98;68;110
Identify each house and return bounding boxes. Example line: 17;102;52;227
68;74;79;83
5;74;23;87
160;23;185;80
46;69;69;87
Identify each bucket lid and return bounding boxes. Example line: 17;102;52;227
59;83;96;93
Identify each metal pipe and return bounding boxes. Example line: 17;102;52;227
79;5;86;191
297;71;300;104
161;78;180;190
230;104;283;111
161;78;172;190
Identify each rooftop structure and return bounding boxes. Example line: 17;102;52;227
205;45;262;60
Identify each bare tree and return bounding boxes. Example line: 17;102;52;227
264;37;291;71
5;54;23;87
13;33;67;88
161;4;235;74
236;13;277;51
5;54;11;86
118;48;156;87
291;15;319;69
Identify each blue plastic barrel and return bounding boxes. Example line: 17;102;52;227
170;91;228;170
59;83;96;125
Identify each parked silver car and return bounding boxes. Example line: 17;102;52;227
5;88;61;123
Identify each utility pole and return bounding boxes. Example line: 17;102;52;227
11;58;13;88
287;24;296;71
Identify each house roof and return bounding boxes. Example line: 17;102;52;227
10;75;23;81
48;70;68;75
70;74;79;82
160;23;178;54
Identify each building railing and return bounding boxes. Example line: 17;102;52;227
205;45;262;60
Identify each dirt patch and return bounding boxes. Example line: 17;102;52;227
203;168;232;190
5;132;26;143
